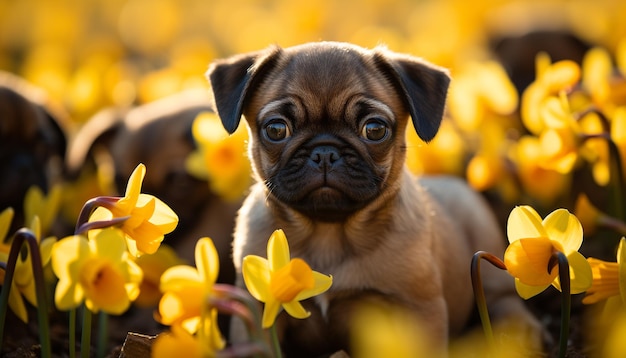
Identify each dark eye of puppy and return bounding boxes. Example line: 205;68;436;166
360;117;390;142
263;117;291;142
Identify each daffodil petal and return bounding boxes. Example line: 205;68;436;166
185;151;210;180
51;235;90;279
0;207;14;240
262;299;282;328
203;308;226;350
515;279;550;300
507;206;547;243
8;283;28;323
125;164;146;204
283;300;310;319
295;272;333;301
54;277;85;311
91;228;127;262
152;324;202;358
149;196;179;233
160;266;202;292
124;260;144;286
553;251;592;294
268;230;290;271
242;255;271;302
618;238;626;304
39;237;56;265
504;238;557;286
20;276;37;307
28;216;41;241
195;238;219;285
543;209;583;252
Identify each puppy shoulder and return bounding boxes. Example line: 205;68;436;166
417;174;504;252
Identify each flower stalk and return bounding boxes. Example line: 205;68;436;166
210;284;272;358
551;251;571;358
470;251;507;354
81;306;92;358
0;228;51;358
583;133;625;221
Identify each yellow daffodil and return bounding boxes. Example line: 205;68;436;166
134;244;184;308
0;208;14;304
579;111;611;186
0;215;55;322
582;47;612;108
574;193;602;236
51;228;142;314
448;61;518;132
151;324;203;358
583;238;626;305
536;94;581;174
504;206;592;299
465;120;517;197
521;57;580;135
513;136;571;205
157;238;224;351
185;111;252;201
405;120;466;176
351;302;439;358
89;163;179;256
242;229;332;328
23;185;63;236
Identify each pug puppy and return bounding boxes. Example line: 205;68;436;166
207;42;542;356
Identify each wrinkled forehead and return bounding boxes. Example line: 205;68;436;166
249;46;403;120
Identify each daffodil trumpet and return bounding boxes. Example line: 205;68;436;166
0;228;51;358
471;251;507;354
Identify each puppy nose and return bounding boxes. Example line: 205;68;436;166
310;146;341;168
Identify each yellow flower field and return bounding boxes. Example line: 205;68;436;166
1;0;626;357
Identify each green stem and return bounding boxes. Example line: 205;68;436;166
97;311;108;358
552;252;571;358
583;133;625;220
597;214;626;235
210;284;271;357
81;307;92;358
69;309;76;358
269;324;283;358
470;251;507;355
0;229;51;358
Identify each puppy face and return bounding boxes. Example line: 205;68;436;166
208;42;450;221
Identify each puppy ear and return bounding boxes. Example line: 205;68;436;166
374;50;450;142
206;46;282;134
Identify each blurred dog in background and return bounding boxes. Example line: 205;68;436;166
0;71;68;236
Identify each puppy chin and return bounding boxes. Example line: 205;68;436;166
285;189;363;221
270;173;380;221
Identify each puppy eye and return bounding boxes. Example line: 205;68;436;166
263;118;291;142
361;118;389;142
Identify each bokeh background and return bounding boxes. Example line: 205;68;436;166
2;0;626;356
1;0;624;127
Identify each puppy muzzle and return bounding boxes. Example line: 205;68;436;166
309;145;341;172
